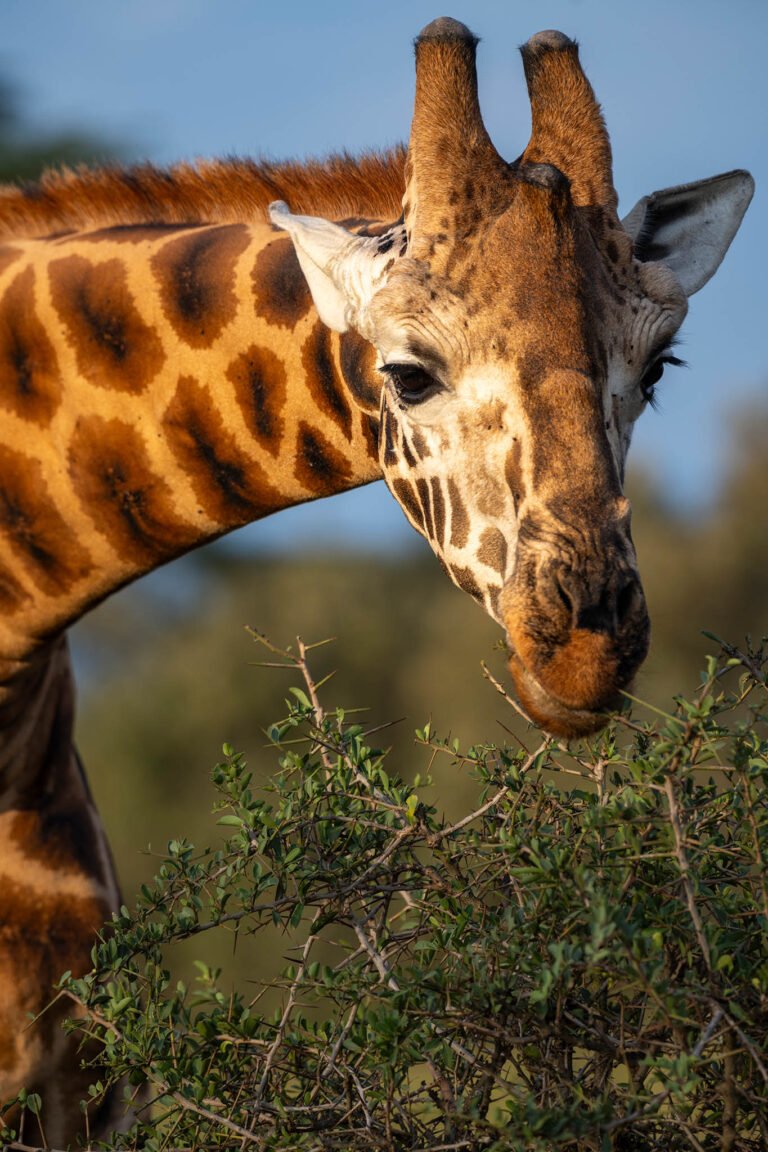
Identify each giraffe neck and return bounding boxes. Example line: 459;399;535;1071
0;213;385;666
0;161;392;1143
0;636;125;1145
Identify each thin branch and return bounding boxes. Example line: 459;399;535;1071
664;774;712;973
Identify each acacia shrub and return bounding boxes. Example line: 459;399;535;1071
5;635;767;1151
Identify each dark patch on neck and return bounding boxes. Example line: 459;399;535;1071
226;343;287;458
295;423;353;494
0;266;62;425
0;446;94;596
163;375;282;524
251;236;313;331
49;253;165;393
152;224;250;348
302;321;353;441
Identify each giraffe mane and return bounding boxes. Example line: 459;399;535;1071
0;146;408;239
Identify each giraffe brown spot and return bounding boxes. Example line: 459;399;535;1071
487;584;502;619
49;254;165;393
411;428;432;460
164;375;282;523
0;245;22;277
360;412;379;461
0;266;61;425
450;564;483;602
448;479;470;549
152;223;250;348
226;343;287;457
295;422;353;495
301;320;353;440
0;446;93;595
0;880;109;1002
391;477;425;533
401;435;417;469
430;477;446;546
477;527;508;576
381;407;398;467
10;807;105;879
505;441;526;509
69;414;199;564
416;477;434;539
252;237;312;330
339;329;380;413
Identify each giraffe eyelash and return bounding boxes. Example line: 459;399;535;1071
641;351;687;410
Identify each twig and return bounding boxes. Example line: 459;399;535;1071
255;919;319;1101
664;775;712;973
604;1008;724;1132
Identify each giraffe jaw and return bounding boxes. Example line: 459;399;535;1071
507;650;626;739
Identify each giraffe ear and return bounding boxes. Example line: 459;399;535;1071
268;202;404;333
621;170;754;296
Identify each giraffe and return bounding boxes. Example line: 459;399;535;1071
0;17;752;1147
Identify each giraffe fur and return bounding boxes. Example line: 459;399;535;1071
0;17;753;1146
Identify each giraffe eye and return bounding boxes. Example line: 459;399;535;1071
381;363;443;405
640;353;685;407
640;359;665;403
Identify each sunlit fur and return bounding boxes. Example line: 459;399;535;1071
0;17;751;1143
0;148;407;240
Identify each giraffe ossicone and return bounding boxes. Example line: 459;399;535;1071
272;20;753;738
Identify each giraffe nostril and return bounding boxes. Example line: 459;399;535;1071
554;575;574;621
616;578;639;625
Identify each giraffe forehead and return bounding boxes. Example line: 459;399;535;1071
382;169;691;378
374;236;626;374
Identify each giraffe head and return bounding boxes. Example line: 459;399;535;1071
270;19;753;737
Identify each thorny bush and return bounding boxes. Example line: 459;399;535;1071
4;634;768;1151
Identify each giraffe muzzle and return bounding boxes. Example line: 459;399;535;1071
501;564;650;738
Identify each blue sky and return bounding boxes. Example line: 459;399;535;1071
2;0;766;550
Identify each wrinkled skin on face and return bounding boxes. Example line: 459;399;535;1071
271;20;753;737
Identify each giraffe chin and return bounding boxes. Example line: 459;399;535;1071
508;651;625;739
